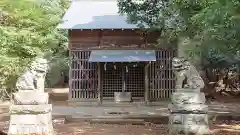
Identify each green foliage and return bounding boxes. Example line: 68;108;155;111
0;0;69;99
118;0;240;68
45;54;69;88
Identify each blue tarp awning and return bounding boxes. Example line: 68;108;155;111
88;50;156;62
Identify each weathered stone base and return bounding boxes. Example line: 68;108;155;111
10;104;52;114
114;92;132;102
8;125;54;135
171;92;206;104
169;114;208;125
8;105;54;135
168;89;211;135
168;104;208;113
174;88;201;93
13;92;49;105
169;124;211;135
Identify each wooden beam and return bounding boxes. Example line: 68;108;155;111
68;30;72;49
68;50;73;101
98;30;103;48
122;64;126;92
144;62;150;104
97;62;102;104
140;31;148;48
144;31;148;47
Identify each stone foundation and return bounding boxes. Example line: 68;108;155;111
8;92;54;135
168;89;211;135
13;92;49;105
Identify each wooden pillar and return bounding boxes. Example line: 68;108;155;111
122;63;126;92
68;49;72;101
97;62;102;104
145;62;150;104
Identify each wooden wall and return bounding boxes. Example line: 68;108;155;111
68;29;161;50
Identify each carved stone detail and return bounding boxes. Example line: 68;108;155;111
171;91;206;104
10;104;52;114
172;57;204;90
13;92;49;105
16;58;48;92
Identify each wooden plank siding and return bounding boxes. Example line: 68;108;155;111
68;29;161;50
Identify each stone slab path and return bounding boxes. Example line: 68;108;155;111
1;100;240;122
52;101;240;118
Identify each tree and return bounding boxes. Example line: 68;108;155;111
118;0;240;95
118;0;240;64
0;0;69;99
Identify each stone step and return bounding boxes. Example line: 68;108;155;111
65;115;169;124
89;119;145;124
2;112;240;125
67;101;148;107
61;113;240;125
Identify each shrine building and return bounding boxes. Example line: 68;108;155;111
57;0;177;104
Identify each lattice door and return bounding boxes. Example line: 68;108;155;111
102;62;145;98
148;49;177;100
69;50;98;101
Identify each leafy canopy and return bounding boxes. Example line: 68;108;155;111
0;0;69;98
117;0;240;68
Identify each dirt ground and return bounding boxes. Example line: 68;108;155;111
54;121;240;135
1;88;240;135
0;119;240;135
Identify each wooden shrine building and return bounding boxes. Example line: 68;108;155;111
58;0;177;103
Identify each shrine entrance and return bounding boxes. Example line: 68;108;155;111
101;62;145;100
69;49;177;102
88;50;156;102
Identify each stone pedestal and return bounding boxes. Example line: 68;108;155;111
168;89;211;135
8;92;54;135
114;92;132;102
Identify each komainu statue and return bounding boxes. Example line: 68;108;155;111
172;57;204;90
16;58;48;92
169;57;211;135
9;57;54;135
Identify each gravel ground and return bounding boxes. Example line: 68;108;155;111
0;120;240;135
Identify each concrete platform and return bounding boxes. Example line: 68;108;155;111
2;88;240;125
50;100;240;124
0;102;240;125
